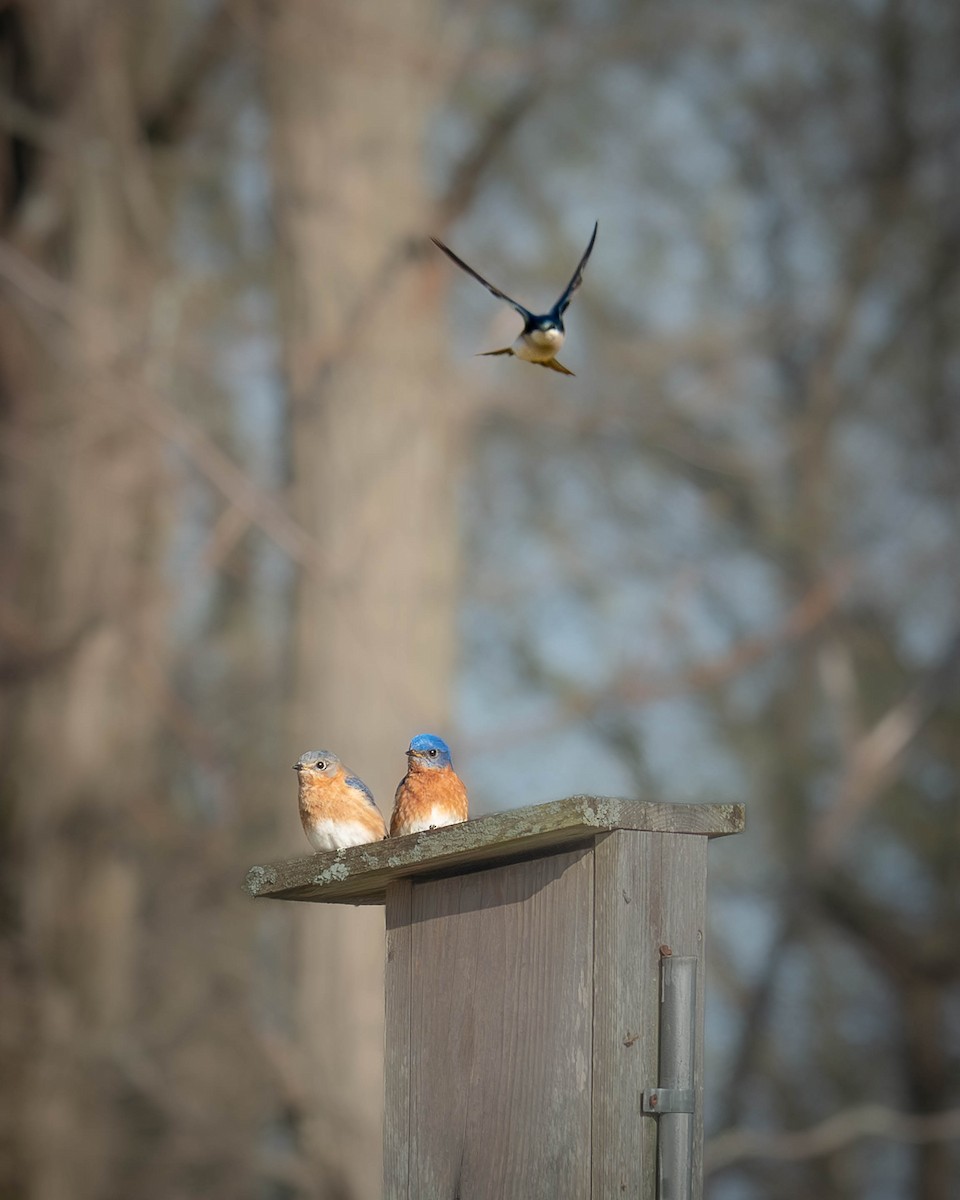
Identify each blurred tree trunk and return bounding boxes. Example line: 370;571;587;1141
0;6;281;1200
0;8;173;1200
261;2;459;1196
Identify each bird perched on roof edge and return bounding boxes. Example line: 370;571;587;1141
294;750;387;851
390;733;469;837
430;221;598;377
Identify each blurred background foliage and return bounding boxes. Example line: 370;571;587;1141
0;1;958;1198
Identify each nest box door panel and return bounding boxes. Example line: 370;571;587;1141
387;847;594;1200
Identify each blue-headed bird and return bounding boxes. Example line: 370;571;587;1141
390;733;469;836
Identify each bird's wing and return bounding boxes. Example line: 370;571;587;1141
431;237;533;321
476;347;515;358
549;221;598;320
540;357;576;377
345;775;379;810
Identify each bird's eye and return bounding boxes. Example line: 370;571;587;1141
428;748;439;758
315;760;326;770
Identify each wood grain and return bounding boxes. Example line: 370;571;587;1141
592;831;709;1200
401;849;594;1200
384;880;413;1200
592;830;660;1198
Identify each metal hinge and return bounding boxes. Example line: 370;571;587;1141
645;954;699;1200
642;1087;695;1114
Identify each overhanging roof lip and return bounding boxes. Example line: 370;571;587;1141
244;796;745;907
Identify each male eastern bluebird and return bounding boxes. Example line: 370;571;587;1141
430;222;597;376
389;733;469;837
294;750;387;852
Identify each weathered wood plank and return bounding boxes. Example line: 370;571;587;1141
592;830;661;1199
383;880;412;1200
591;831;709;1199
656;832;709;1200
405;850;594;1200
244;796;745;906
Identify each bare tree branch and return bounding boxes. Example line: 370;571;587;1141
0;616;99;685
0;237;325;573
290;77;544;400
136;394;324;573
813;873;960;984
141;2;236;145
465;566;851;753
812;628;960;862
434;83;540;230
713;907;803;1131
706;1104;960;1173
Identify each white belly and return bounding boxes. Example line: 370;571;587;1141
402;804;462;834
306;817;376;851
515;328;564;363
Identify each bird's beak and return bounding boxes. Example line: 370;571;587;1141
292;764;301;771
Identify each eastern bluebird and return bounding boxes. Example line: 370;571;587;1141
294;750;387;852
430;222;597;376
389;733;469;837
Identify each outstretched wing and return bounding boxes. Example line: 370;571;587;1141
549;221;598;320
476;347;515;358
430;237;533;322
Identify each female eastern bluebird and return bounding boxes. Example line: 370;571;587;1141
294;750;387;852
389;733;469;837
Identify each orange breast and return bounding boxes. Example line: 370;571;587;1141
299;773;387;842
390;767;468;836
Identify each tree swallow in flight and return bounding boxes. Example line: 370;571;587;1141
430;221;598;377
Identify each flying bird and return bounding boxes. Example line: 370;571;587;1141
294;750;387;852
390;733;469;837
430;221;598;376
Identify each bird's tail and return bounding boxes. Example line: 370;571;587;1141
541;358;575;376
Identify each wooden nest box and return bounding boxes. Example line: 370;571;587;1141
246;795;744;1199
